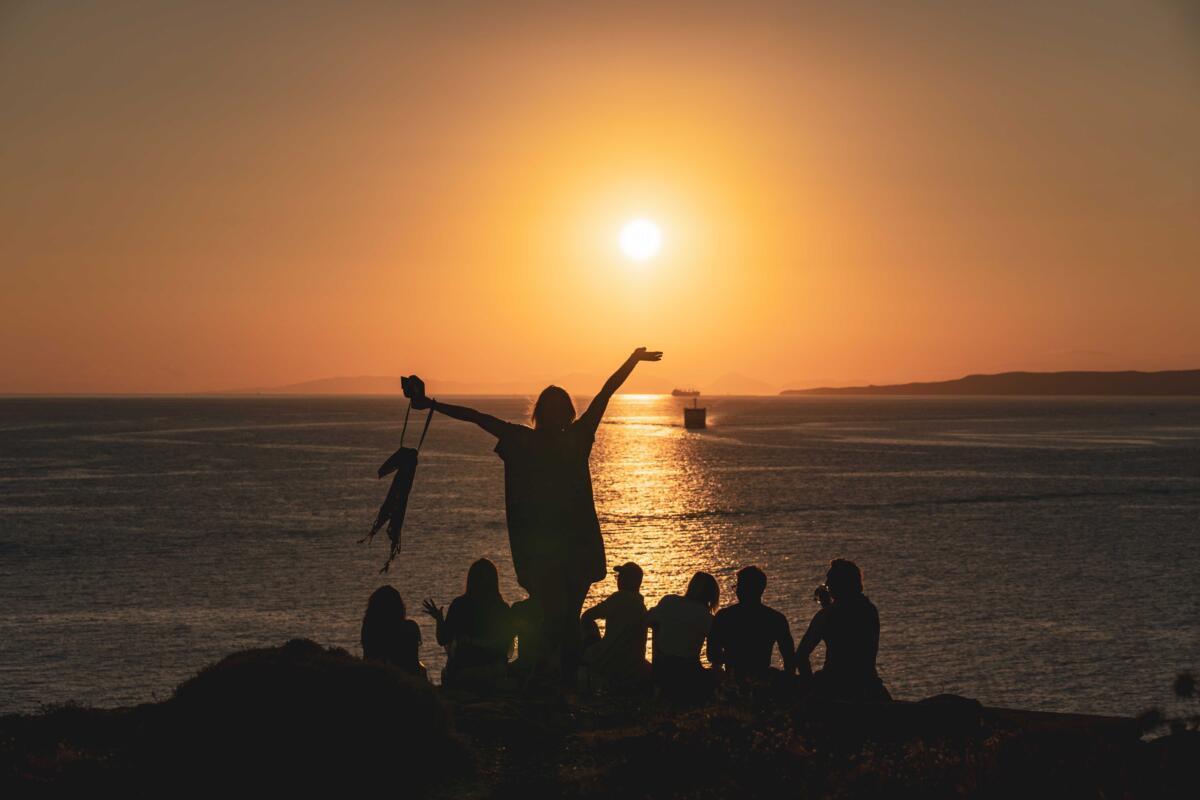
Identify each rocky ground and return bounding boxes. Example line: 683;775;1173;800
2;640;1194;798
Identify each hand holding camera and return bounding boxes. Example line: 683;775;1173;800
401;375;433;410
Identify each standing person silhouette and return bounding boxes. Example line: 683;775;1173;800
407;347;662;683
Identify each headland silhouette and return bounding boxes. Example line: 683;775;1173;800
785;368;1200;396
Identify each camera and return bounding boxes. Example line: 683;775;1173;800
813;584;833;608
400;375;426;401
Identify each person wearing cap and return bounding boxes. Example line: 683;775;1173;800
580;561;649;689
708;565;794;683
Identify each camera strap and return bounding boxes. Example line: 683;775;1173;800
398;400;434;452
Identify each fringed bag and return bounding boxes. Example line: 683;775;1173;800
363;386;433;573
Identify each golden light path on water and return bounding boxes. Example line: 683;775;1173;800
586;395;736;608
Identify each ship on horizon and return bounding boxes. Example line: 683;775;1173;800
671;388;700;397
679;392;707;429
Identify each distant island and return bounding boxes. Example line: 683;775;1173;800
783;369;1200;396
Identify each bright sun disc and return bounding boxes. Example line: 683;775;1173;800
619;218;662;262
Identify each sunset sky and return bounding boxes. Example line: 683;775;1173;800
2;1;1197;394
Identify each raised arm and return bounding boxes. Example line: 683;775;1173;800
421;599;451;648
425;399;510;439
579;347;663;431
402;379;508;440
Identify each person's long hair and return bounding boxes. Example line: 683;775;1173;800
465;557;505;605
457;558;510;653
361;585;406;662
532;386;575;431
685;571;720;613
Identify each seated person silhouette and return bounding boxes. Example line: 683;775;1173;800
361;585;427;680
646;571;720;703
422;558;514;689
708;565;794;682
580;562;650;689
795;558;890;702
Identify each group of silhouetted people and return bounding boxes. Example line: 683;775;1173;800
360;556;890;705
360;349;889;704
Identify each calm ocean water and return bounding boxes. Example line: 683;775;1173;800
1;395;1197;716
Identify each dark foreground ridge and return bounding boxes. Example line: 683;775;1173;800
3;640;1196;798
783;368;1200;396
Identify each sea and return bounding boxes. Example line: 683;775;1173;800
1;395;1197;717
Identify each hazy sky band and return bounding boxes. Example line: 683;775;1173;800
1;1;1197;393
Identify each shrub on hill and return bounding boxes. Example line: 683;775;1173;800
144;638;466;793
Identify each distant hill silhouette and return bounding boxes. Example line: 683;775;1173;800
233;372;779;396
783;369;1200;396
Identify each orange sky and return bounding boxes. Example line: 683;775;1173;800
2;1;1197;394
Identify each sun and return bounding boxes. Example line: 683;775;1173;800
618;218;662;262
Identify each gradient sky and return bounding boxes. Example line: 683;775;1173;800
2;0;1198;394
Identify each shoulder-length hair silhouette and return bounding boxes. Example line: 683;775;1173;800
464;557;503;603
532;385;575;431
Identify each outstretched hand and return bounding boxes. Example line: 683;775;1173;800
421;598;444;622
632;347;663;362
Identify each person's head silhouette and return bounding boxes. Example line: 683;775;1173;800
826;558;863;601
361;585;410;664
533;386;575;431
614;561;643;592
685;571;720;612
465;557;503;603
365;584;406;620
735;565;767;604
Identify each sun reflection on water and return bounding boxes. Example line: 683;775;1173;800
588;397;738;609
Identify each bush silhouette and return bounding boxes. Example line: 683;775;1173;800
146;639;465;793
